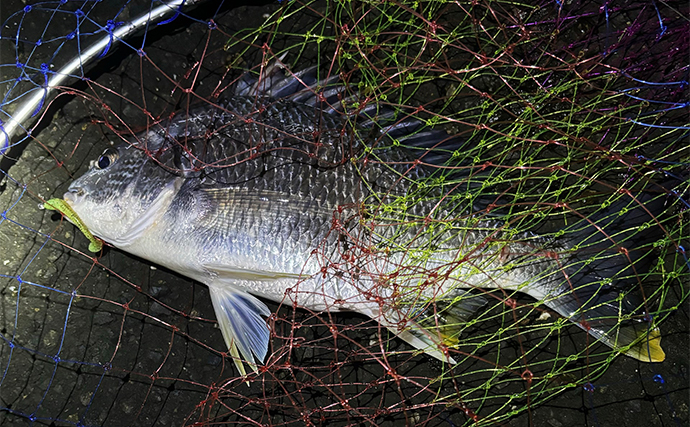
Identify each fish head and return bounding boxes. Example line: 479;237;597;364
64;130;182;245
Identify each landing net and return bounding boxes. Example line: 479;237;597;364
0;1;687;426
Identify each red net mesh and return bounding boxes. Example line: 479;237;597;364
0;0;687;426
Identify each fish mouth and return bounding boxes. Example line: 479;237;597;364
63;187;84;205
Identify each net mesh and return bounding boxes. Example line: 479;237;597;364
0;0;688;426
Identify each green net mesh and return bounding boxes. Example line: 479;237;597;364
0;0;687;426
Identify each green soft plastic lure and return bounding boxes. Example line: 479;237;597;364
44;198;103;252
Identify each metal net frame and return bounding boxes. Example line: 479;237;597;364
0;0;687;426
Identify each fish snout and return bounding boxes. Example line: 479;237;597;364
64;186;85;205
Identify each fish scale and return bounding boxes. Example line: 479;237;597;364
61;63;666;375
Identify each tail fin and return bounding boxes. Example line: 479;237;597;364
542;187;677;362
546;279;665;362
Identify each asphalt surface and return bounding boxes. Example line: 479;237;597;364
0;1;687;426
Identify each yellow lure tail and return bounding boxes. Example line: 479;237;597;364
44;198;103;253
622;327;665;363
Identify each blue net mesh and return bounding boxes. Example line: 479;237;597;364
0;1;688;426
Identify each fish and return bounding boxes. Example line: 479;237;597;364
60;59;666;375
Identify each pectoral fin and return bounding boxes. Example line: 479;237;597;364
208;285;271;377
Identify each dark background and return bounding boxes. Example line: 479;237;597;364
0;1;687;426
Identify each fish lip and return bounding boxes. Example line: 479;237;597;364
63;187;84;205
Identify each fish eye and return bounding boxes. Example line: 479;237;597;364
97;148;119;169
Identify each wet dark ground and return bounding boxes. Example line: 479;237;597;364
0;1;688;426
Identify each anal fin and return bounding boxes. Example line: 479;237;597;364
376;290;487;363
418;292;488;348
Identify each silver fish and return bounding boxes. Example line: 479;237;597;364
62;61;664;375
